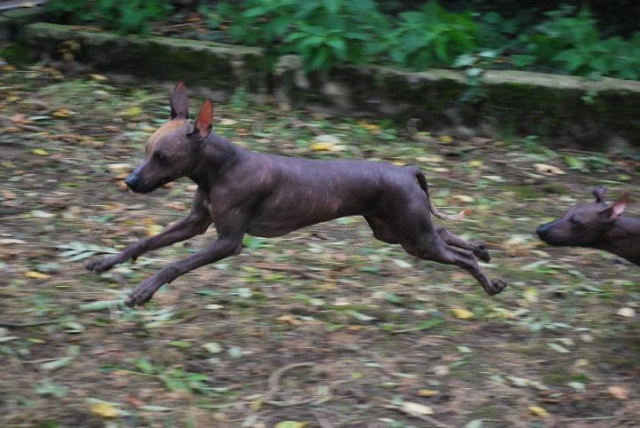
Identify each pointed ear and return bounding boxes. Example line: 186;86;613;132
170;81;189;120
193;99;214;138
603;193;628;220
592;186;607;203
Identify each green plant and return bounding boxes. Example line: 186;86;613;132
453;50;498;103
45;0;172;35
381;1;479;70
284;0;389;71
513;6;640;80
206;0;389;71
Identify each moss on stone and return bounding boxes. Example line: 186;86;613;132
24;23;267;97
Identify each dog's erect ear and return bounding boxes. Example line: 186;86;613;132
170;82;189;120
592;186;607;203
193;99;213;139
603;193;628;220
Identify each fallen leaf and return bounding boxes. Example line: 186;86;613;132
418;389;439;397
451;308;474;319
274;421;308;428
90;402;119;418
276;314;302;325
503;234;534;257
53;109;74;118
439;135;453;143
310;134;344;152
402;401;434;415
126;106;143;118
452;194;475;203
358;121;381;132
533;163;565;175
607;385;629;400
310;142;333;151
529;406;549;417
25;271;50;280
146;223;164;236
32;148;49;156
89;74;108;81
616;307;636;318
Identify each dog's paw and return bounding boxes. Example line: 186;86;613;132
485;279;507;296
472;242;491;263
124;279;162;307
86;255;119;273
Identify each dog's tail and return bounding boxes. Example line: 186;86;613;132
415;170;466;221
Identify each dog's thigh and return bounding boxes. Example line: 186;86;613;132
364;215;401;244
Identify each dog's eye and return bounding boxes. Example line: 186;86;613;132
153;152;169;165
569;216;582;227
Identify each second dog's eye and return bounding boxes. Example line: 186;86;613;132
153;152;169;165
569;216;581;227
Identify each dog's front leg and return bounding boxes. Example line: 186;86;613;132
124;235;243;307
86;192;212;273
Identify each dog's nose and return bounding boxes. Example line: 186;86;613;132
536;223;549;238
124;173;139;190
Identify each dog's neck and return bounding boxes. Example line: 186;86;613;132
189;133;244;191
592;215;640;265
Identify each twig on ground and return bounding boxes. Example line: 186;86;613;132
381;404;453;428
263;362;318;407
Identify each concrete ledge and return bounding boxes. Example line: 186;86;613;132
24;23;269;100
279;64;640;149
19;22;640;149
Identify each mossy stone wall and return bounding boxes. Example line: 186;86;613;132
18;22;640;150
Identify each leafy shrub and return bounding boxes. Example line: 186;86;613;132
204;0;389;71
46;0;172;35
513;7;640;80
283;0;390;71
380;1;479;70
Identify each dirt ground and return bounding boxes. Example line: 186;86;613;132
1;65;639;428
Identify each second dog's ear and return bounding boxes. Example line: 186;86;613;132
603;193;628;220
592;186;607;203
170;82;189;120
193;99;213;139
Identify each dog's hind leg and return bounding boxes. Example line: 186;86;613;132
435;226;491;262
402;236;505;296
365;215;490;262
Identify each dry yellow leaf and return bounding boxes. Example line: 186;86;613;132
32;149;49;156
529;406;549;417
126;106;143;118
452;194;475;203
274;422;308;428
402;401;434;415
25;271;50;280
469;160;483;168
147;224;164;237
53;109;73;118
276;314;302;325
89;402;119;418
608;385;629;400
533;163;565;175
439;135;453;143
616;307;636;318
418;389;439;397
89;74;108;81
451;308;474;319
310;142;332;151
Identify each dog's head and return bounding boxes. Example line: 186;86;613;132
125;82;213;193
536;187;628;247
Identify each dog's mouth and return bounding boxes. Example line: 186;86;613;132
127;176;173;194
